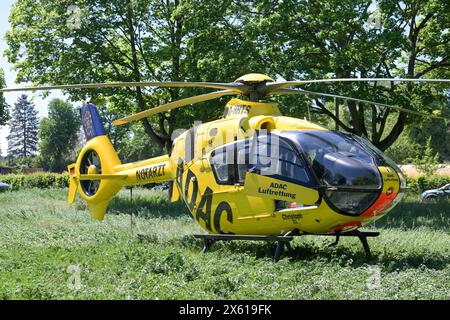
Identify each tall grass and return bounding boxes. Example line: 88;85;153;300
0;188;448;299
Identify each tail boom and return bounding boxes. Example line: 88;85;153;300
114;155;173;186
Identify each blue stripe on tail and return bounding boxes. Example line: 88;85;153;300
80;104;106;141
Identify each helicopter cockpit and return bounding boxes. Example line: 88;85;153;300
282;130;405;215
210;130;405;217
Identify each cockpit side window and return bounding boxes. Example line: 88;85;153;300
210;150;230;183
210;139;248;185
210;134;312;186
210;145;235;185
248;134;311;185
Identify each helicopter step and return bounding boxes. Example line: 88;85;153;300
194;230;379;262
193;233;294;262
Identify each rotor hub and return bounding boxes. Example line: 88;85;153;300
234;74;275;101
234;73;275;85
87;165;98;175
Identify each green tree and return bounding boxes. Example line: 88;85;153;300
247;0;450;150
96;106;130;151
6;0;449;154
385;131;422;164
413;137;440;175
38;98;81;172
5;0;265;152
7;94;39;158
0;68;9;126
408;118;450;160
117;123;164;163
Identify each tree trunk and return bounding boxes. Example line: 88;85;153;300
125;0;169;151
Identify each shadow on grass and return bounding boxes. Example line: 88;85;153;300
113;189;448;270
107;189;449;230
170;235;448;271
376;198;450;231
286;242;448;271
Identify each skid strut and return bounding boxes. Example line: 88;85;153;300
194;230;380;262
193;234;294;262
317;230;379;259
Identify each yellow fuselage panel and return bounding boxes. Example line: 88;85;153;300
173;157;374;235
244;172;319;204
168;110;401;235
115;155;172;186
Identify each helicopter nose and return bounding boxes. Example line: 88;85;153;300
319;152;404;217
359;166;403;217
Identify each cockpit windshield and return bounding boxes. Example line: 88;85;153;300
281;130;382;190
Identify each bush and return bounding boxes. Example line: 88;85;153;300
406;175;450;194
0;172;69;190
412;137;440;176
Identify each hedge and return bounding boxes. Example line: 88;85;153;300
0;172;449;194
405;175;450;193
0;172;69;190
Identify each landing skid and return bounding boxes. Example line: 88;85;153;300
321;230;379;259
193;230;379;262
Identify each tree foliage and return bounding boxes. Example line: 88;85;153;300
7;95;39;158
0;68;9;126
4;0;450;153
248;0;449;150
38;98;81;172
413;137;441;176
5;0;267;152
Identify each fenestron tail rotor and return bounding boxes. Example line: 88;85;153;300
80;150;102;197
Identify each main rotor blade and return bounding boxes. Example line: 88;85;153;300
273;88;448;119
265;78;450;92
113;90;237;126
0;81;248;94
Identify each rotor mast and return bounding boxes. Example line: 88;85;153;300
233;73;276;102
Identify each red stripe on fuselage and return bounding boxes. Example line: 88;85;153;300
360;192;398;217
333;220;362;233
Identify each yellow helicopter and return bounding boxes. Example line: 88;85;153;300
2;73;449;260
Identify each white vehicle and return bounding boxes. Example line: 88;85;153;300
0;182;10;191
421;183;450;201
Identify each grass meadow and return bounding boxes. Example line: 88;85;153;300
0;188;449;299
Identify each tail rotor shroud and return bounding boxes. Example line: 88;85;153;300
80;149;102;197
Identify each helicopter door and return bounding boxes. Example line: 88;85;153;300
244;172;319;205
243;133;319;205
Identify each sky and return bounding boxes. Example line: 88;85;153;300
0;0;66;156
